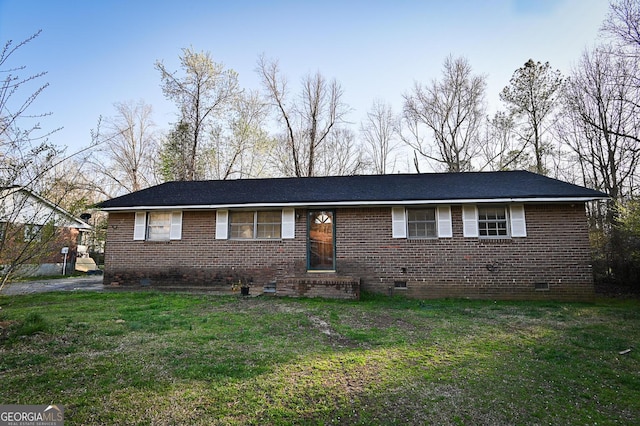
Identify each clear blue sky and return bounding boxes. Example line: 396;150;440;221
0;0;610;154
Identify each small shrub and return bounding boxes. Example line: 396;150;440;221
15;312;48;336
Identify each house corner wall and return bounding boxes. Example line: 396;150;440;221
336;204;595;301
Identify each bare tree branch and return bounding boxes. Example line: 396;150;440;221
402;56;486;172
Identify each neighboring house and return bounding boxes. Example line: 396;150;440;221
98;171;608;301
0;186;92;276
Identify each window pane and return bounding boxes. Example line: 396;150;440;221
230;224;254;239
407;209;435;222
230;211;254;224
257;211;281;239
230;211;255;239
257;211;280;223
407;208;437;238
478;207;508;237
147;212;171;240
257;224;281;238
229;211;282;239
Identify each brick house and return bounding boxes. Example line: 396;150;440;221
98;171;607;300
1;186;93;276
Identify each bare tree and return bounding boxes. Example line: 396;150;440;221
600;0;640;135
561;0;640;288
156;48;240;180
402;55;486;172
601;0;640;53
500;60;563;175
0;32;87;285
478;111;531;171
360;100;400;174
560;43;640;287
0;31;62;189
208;90;276;179
257;56;350;177
560;45;640;201
89;100;158;196
316;128;367;176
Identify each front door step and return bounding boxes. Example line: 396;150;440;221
276;276;360;299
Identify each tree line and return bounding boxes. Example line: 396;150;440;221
1;0;639;288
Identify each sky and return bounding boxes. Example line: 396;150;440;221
0;0;611;155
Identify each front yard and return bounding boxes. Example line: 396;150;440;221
1;291;639;425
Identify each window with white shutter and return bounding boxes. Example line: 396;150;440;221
393;206;452;239
464;204;527;239
133;211;183;241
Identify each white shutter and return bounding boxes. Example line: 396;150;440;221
170;211;182;240
462;205;479;237
391;207;406;238
281;208;295;239
215;210;228;240
437;205;452;238
510;204;527;237
133;212;146;240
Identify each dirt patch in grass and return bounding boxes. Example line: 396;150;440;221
0;320;17;329
0;320;17;339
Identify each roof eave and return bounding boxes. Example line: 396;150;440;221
99;196;608;212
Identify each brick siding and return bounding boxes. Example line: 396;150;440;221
0;224;80;265
104;203;595;301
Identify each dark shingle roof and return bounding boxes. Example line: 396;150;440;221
98;171;608;210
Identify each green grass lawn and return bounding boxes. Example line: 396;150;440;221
1;291;639;425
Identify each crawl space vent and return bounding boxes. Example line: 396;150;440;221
534;282;550;291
